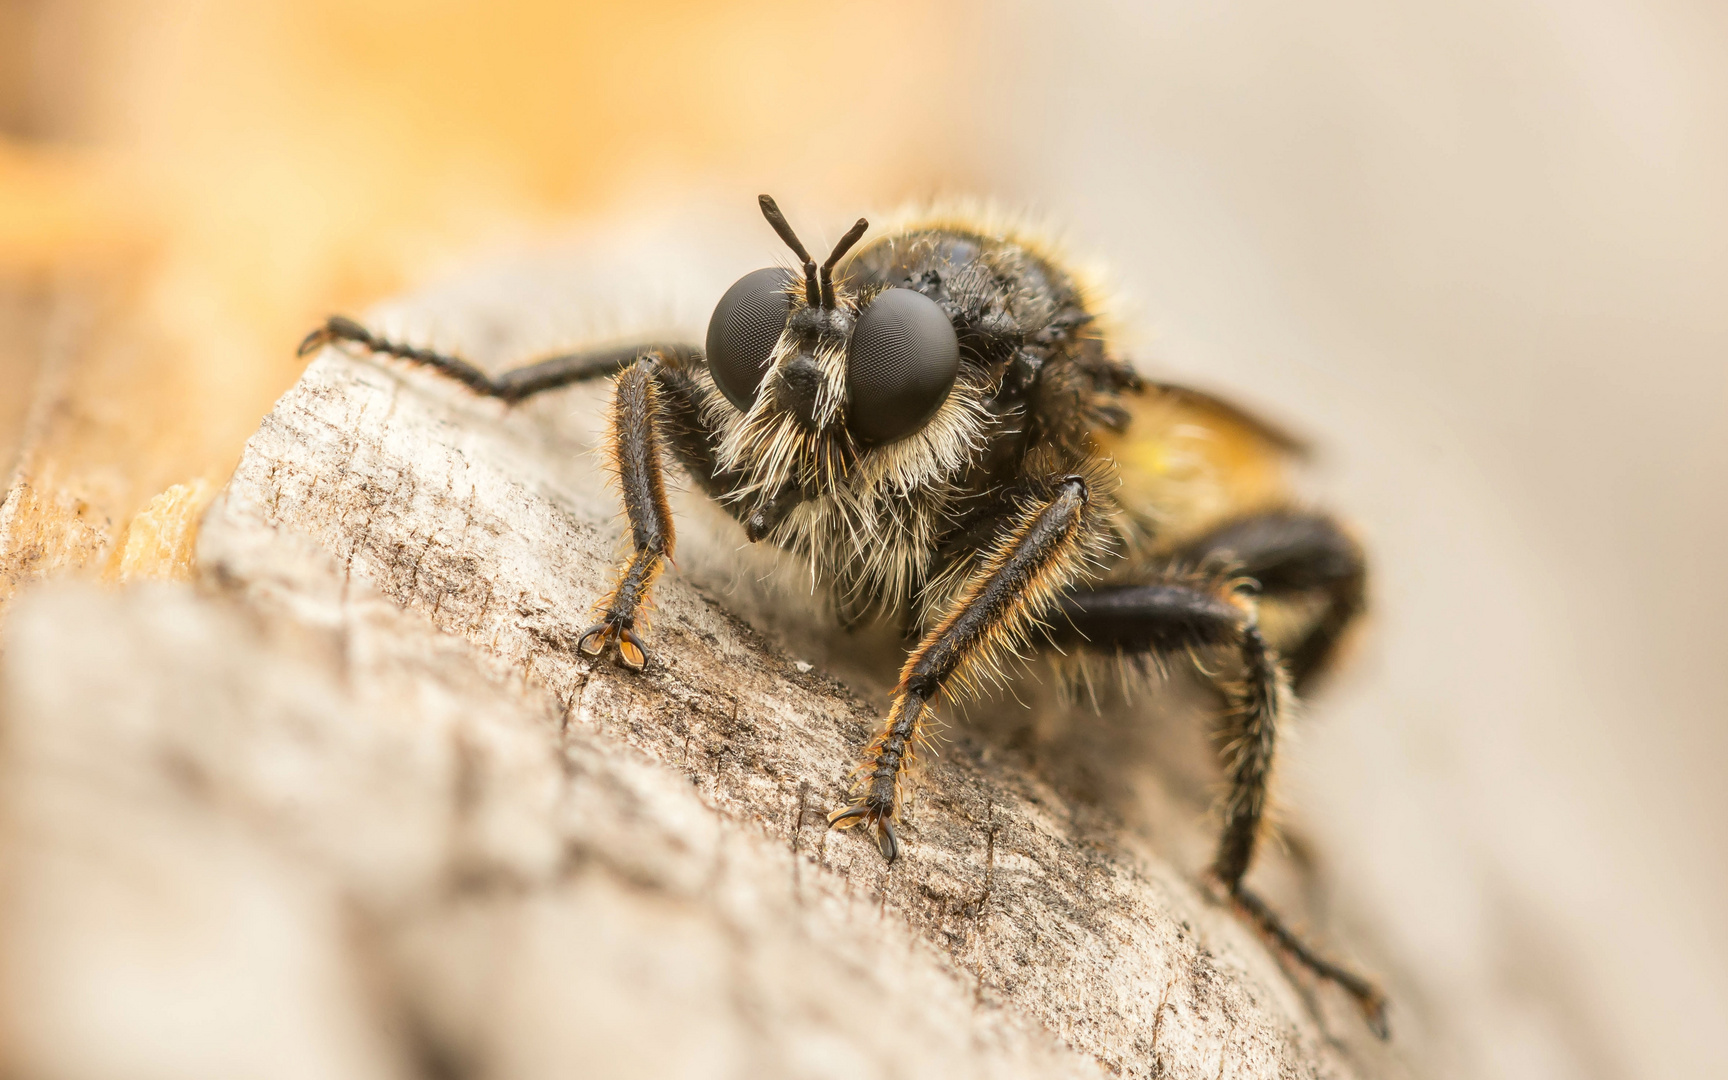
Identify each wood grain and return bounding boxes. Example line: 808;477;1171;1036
0;299;1411;1077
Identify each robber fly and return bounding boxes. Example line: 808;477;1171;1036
299;195;1386;1035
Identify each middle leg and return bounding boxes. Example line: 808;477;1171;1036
1053;575;1284;888
302;314;776;672
1053;576;1387;1034
1173;508;1367;692
298;314;697;402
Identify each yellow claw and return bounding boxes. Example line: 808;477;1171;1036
576;618;650;671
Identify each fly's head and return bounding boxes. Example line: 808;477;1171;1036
706;196;967;523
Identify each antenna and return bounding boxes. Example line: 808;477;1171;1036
820;218;869;309
758;195;819;306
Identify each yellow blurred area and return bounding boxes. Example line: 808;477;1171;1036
0;0;971;593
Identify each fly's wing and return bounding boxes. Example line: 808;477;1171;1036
1142;381;1312;458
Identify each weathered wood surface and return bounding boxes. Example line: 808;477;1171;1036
0;303;1412;1077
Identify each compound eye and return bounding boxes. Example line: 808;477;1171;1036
846;288;960;444
706;267;795;410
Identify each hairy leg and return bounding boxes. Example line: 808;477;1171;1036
1054;576;1283;886
1054;576;1387;1036
302;315;711;670
574;359;678;669
829;475;1102;860
298;314;696;402
1173;509;1366;692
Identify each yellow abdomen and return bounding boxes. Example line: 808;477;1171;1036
1093;385;1297;557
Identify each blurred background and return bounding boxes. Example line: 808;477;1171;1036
0;1;1723;1077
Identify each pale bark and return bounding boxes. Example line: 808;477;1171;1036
0;303;1413;1078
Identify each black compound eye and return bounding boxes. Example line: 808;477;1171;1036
846;288;960;444
706;267;795;410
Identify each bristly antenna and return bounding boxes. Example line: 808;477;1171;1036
759;195;819;306
821;217;869;309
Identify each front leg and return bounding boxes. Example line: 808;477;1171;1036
828;475;1102;860
303;316;712;672
576;358;678;671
